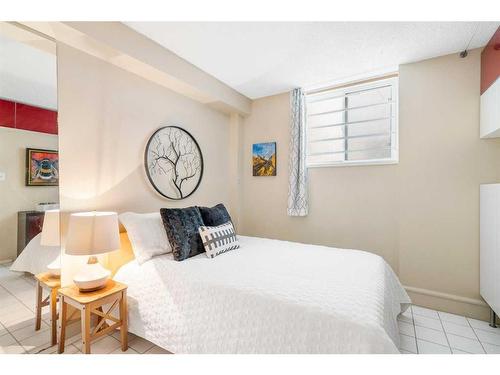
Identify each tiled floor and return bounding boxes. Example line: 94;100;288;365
2;261;500;354
0;262;169;354
398;304;500;354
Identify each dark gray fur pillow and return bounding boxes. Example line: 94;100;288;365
160;207;205;261
197;203;233;227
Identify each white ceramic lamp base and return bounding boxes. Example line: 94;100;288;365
73;257;111;292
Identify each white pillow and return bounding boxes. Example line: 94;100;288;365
119;212;171;264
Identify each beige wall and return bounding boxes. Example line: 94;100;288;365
240;49;500;319
57;43;238;284
57;43;235;213
0;128;58;261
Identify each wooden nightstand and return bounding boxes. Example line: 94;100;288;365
35;272;60;346
57;280;128;354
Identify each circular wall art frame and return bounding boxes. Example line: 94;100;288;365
144;126;204;200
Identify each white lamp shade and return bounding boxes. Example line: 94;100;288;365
40;209;60;246
65;211;120;256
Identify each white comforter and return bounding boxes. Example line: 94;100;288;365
10;233;60;275
114;235;410;354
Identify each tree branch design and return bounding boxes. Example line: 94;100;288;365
148;127;201;199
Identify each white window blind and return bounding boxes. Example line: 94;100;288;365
305;76;398;167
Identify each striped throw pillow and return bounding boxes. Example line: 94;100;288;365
198;221;240;259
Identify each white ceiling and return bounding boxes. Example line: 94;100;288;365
126;22;499;99
0;33;57;109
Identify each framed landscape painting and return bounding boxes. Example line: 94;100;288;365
26;148;59;186
252;142;276;176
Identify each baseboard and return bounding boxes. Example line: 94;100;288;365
0;259;13;265
404;285;490;322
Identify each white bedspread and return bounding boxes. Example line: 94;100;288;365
10;233;60;275
114;235;410;354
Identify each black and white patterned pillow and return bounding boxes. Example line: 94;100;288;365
198;221;239;259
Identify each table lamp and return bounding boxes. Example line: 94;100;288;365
65;211;120;292
40;209;61;277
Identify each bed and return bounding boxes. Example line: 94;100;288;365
114;234;411;354
10;233;60;275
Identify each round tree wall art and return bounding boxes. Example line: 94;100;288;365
145;126;203;200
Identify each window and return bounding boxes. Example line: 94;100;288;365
305;76;398;167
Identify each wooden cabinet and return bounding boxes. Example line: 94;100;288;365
17;211;45;257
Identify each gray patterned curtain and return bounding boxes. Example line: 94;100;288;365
287;88;308;216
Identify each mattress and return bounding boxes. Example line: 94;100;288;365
114;235;411;354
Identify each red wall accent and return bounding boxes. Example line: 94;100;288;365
481;26;500;95
0;99;57;135
16;103;58;134
0;99;15;128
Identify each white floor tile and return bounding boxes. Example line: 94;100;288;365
64;344;82;354
398;321;414;337
474;328;500;346
127;334;155;353
452;348;472;354
0;300;19;313
20;329;52;353
0;300;29;316
446;333;485;354
86;335;122;354
482;342;500;354
438;311;469;327
415;325;448;346
2;315;38;332
0;290;16;303
145;345;172;354
0;308;35;330
0;272;23;283
412;305;439;319
11;321;49;342
417;339;451;354
38;344;58;354
1;279;33;295
441;320;476;339
399;334;417;353
0;275;20;286
110;331;155;353
65;333;82;346
413;315;443;331
0;323;7;337
0;333;26;354
111;347;139;354
64;321;82;338
50;344;81;355
468;318;500;335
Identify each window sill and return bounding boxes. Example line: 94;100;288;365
307;159;399;168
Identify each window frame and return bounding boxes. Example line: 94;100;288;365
305;76;399;168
